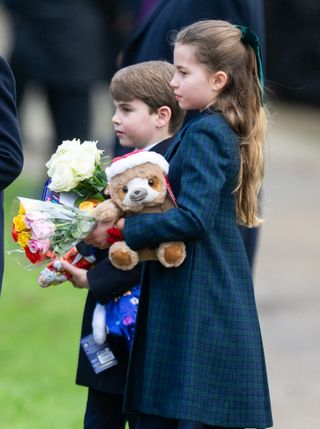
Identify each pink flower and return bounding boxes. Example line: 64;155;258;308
30;220;56;240
28;238;51;254
24;211;48;228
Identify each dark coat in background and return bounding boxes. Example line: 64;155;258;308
0;56;23;292
2;0;126;149
265;0;320;105
4;0;113;88
121;0;265;68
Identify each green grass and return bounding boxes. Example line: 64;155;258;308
0;176;88;428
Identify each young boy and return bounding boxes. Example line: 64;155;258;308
61;61;185;429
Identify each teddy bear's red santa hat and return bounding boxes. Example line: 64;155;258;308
106;150;169;180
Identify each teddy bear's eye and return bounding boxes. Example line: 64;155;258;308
148;179;154;186
122;186;128;193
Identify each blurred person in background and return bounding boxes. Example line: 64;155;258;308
2;0;139;155
0;55;23;293
135;0;160;27
114;0;266;271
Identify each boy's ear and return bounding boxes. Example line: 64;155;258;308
104;185;110;196
156;106;172;128
211;71;228;91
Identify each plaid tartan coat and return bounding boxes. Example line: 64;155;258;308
123;111;273;428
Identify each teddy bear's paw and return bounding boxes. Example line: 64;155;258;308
93;200;120;222
157;241;186;267
109;241;139;271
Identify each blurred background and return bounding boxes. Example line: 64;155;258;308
0;1;319;428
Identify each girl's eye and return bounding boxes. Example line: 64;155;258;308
148;179;154;186
122;186;128;193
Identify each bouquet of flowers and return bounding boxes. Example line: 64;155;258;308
10;139;110;270
29;138;110;282
11;197;96;267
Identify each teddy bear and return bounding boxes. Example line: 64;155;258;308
93;150;186;271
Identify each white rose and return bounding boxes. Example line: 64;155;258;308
48;163;79;192
69;141;102;180
81;141;102;163
56;139;81;157
46;139;81;175
69;153;96;180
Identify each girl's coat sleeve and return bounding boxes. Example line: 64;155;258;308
124;117;236;250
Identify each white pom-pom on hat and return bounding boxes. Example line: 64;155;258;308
106;150;169;180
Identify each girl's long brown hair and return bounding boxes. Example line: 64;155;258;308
174;20;265;227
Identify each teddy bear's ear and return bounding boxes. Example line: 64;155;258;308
104;185;111;196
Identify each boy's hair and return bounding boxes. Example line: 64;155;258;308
174;20;266;227
110;61;185;135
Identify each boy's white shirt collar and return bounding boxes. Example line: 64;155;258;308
136;141;160;152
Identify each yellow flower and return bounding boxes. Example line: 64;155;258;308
79;199;100;213
13;214;27;232
17;231;32;248
18;203;26;215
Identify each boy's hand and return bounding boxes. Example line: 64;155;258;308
60;260;89;289
84;221;113;249
115;218;125;231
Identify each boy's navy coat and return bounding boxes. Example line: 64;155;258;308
124;112;273;428
76;138;173;395
0;57;23;292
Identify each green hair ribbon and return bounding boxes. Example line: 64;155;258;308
236;25;264;104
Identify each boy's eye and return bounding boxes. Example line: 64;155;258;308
122;186;128;193
148;179;154;187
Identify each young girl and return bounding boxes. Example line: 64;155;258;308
116;20;273;429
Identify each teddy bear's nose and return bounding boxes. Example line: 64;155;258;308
130;188;148;201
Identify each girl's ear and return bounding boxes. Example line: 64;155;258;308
104;185;110;196
156;106;172;128
211;71;228;91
